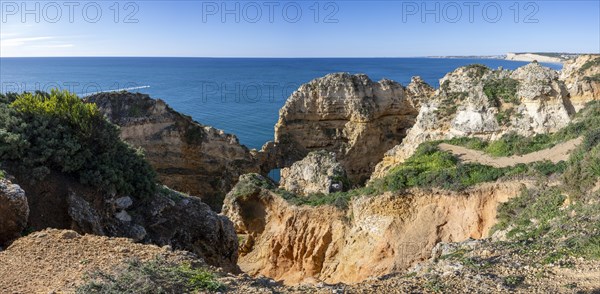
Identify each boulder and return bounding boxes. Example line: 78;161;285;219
279;151;348;196
0;178;29;244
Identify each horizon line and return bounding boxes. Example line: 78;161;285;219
0;53;596;59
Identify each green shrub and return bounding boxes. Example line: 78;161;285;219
503;275;525;288
446;131;576;158
76;258;223;293
579;57;600;73
0;90;156;199
483;77;520;106
436;92;467;117
583;74;600;82
494;185;600;263
465;64;490;79
495;109;512;126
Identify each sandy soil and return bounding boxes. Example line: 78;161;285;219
0;229;196;294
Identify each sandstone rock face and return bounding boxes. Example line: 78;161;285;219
372;63;574;179
405;76;435;108
85;92;259;211
223;175;523;285
263;73;420;184
0;178;28;244
279;151;348;196
140;187;239;272
6;168;238;271
561;55;600;111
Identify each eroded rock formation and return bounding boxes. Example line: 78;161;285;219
85;92;259;211
372;62;575;179
0;178;28;245
261;73;421;184
561;54;600;111
279;151;348;196
223;174;524;284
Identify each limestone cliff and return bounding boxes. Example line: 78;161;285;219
560;54;600;111
85;92;259;211
223;174;523;285
262;73;421;184
506;52;565;63
372;62;574;179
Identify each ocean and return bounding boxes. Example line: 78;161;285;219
0;57;562;150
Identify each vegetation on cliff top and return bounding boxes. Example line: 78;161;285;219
489;102;600;264
448;99;600;158
280;102;600;209
0;90;157;199
277;141;564;209
483;77;520;106
579;56;600;73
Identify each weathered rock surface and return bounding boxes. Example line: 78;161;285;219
561;54;600;111
405;76;435;108
139;187;239;271
262;73;420;184
223;174;523;285
0;178;28;244
85;92;259;211
372;62;575;179
6;167;238;271
279;151;348;196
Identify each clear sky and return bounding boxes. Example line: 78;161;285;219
1;0;599;57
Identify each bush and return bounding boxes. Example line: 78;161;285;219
446;132;573;158
465;64;490;79
76;258;223;293
0;90;156;199
483;77;520;106
583;74;600;82
493;186;600;263
579;57;600;73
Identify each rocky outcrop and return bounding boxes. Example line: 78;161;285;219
85;92;259;211
261;73;420;185
372;62;574;179
139;187;239;271
223;174;523;284
0;178;28;245
560;54;600;111
405;76;435;108
279;151;348;196
6;167;238;271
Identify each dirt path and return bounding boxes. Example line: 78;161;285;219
438;137;583;168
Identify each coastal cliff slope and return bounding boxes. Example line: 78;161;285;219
560;55;600;111
223;174;524;284
371;61;579;179
85;92;260;211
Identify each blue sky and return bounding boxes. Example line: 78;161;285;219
1;0;599;57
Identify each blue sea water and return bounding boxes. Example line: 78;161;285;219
0;58;562;150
